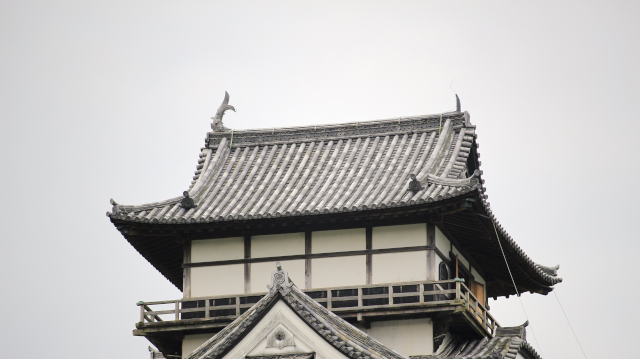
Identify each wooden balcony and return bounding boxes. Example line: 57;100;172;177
135;279;500;351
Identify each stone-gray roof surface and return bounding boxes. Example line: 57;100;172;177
107;110;562;287
108;112;480;223
410;332;540;359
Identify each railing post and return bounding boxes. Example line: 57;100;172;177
205;299;210;319
235;296;240;316
327;289;332;310
419;283;424;303
175;302;180;321
140;304;145;323
357;287;363;309
388;285;393;306
455;281;460;302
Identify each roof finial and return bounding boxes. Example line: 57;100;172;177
268;262;293;293
408;174;423;193
455;94;461;112
211;91;235;132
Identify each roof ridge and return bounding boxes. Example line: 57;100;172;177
186;263;408;359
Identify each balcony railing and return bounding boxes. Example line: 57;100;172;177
137;279;500;336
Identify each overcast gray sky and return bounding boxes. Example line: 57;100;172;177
2;1;639;358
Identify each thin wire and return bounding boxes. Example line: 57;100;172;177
491;220;545;358
553;290;589;359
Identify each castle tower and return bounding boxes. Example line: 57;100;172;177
108;97;561;359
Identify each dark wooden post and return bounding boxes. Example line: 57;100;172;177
305;231;312;289
244;236;251;293
427;223;436;281
366;227;372;285
183;240;191;298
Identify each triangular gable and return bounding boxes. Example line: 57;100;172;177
187;263;407;359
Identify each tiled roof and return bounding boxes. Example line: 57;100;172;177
108;112;481;223
188;265;407;359
107;110;561;289
412;323;540;359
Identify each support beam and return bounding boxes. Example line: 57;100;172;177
305;231;312;289
366;227;372;285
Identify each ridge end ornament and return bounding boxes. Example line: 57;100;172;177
408;174;423;193
267;262;293;294
212;91;236;132
181;191;197;210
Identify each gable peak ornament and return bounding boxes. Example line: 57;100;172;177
267;262;293;294
212;91;236;132
266;325;296;349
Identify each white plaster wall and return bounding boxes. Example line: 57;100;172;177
435;226;450;255
451;246;470;270
191;264;244;297
312;228;365;253
183;333;214;358
372;251;427;284
251;260;305;293
312;256;366;288
252;233;305;258
372;224;426;249
221;300;351;359
191;237;244;263
363;318;433;356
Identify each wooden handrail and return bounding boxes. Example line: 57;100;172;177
138;278;500;334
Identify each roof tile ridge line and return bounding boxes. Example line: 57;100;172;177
412;132;438;180
189;144;231;217
351;135;394;209
344;136;386;210
435;131;458;177
150;204;171;221
479;194;563;284
246;144;293;218
216;146;268;220
447;128;475;179
379;132;421;205
262;143;308;217
307;139;354;212
321;137;367;211
273;141;323;216
520;340;542;359
236;145;281;218
270;142;316;216
388;132;427;204
142;208;159;221
419;119;453;182
317;138;363;211
294;140;343;214
198;148;243;219
458;337;489;357
365;134;408;208
190;146;235;219
402;132;438;203
191;139;226;196
189;290;278;359
189;148;213;191
359;134;402;209
206;147;258;220
286;286;402;359
440;128;466;178
293;286;409;359
210;112;462;135
333;137;376;211
250;143;300;219
430;121;455;177
375;133;416;205
233;145;280;219
287;141;331;215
